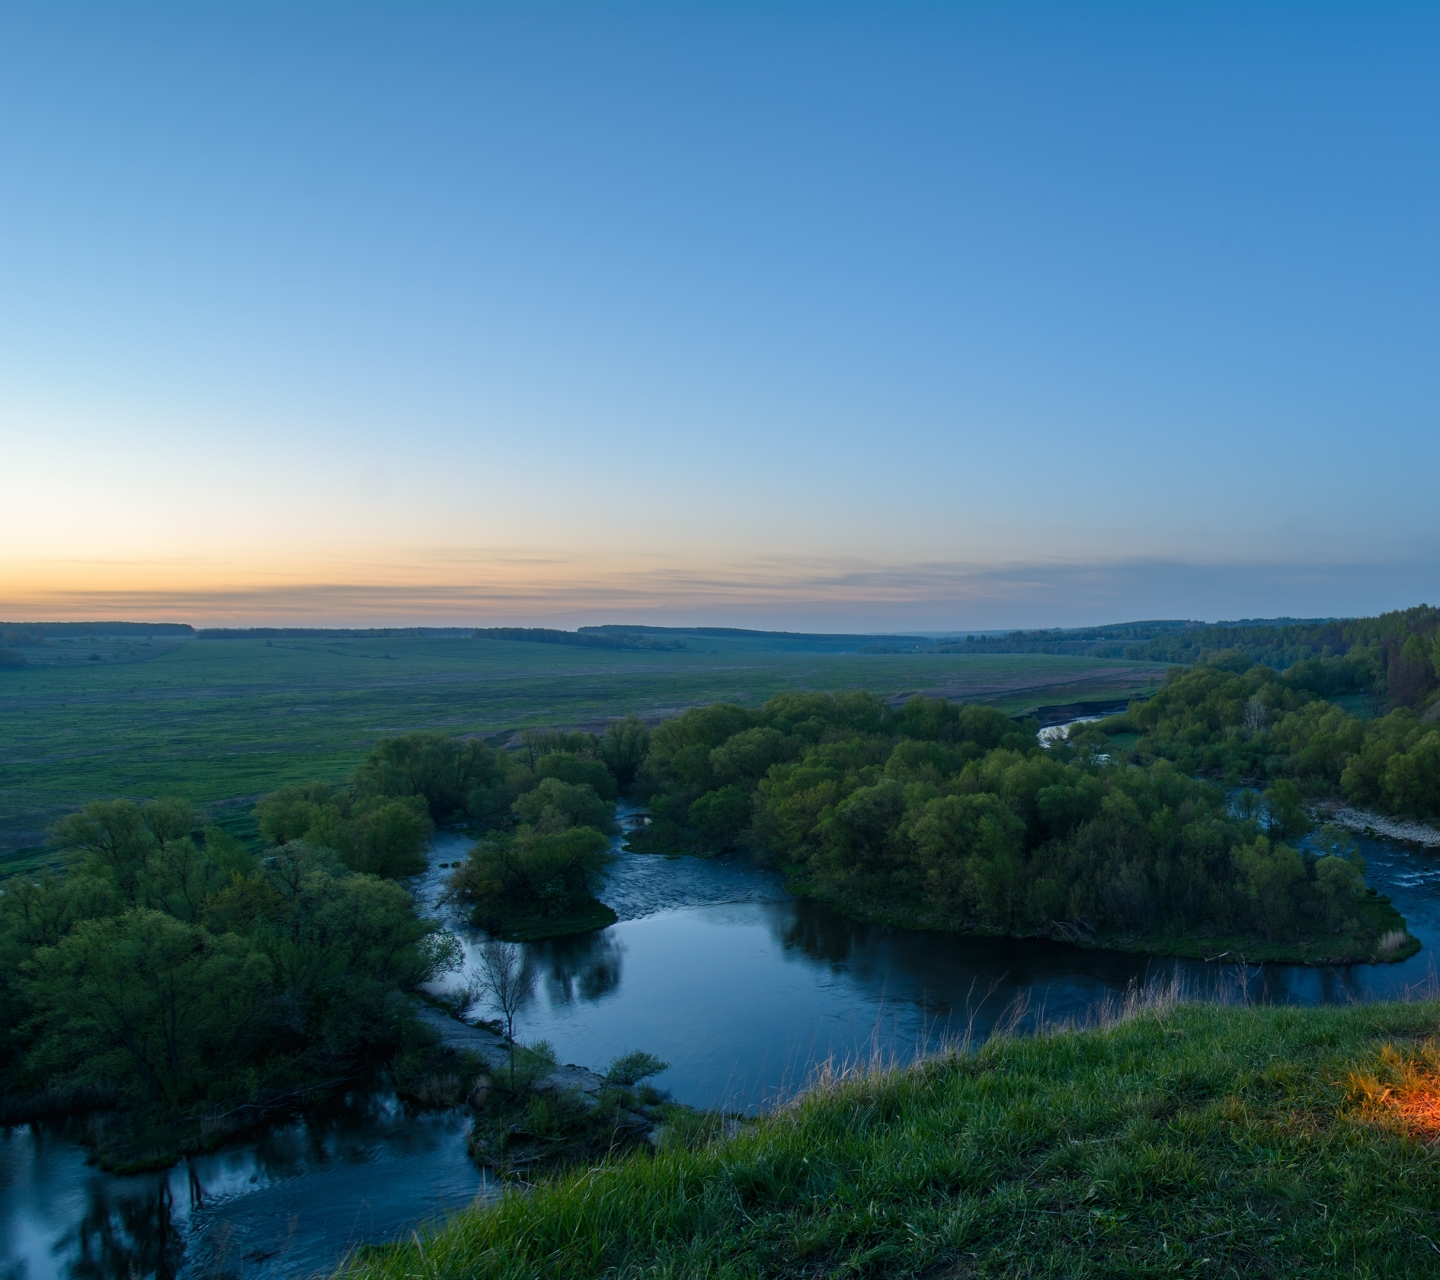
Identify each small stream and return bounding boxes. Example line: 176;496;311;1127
6;776;1440;1280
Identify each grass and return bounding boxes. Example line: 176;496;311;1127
0;635;1166;858
341;995;1440;1279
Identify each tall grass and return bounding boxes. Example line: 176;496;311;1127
341;988;1440;1279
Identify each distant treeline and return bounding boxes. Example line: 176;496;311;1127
868;608;1440;701
197;627;474;640
192;625;685;650
474;628;686;651
1;622;194;642
1;622;194;669
580;624;931;645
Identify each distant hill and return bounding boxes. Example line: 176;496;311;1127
580;624;933;653
196;626;474;640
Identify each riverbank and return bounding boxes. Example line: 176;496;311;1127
340;996;1440;1280
1316;800;1440;849
782;875;1418;965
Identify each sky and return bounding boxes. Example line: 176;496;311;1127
1;2;1438;632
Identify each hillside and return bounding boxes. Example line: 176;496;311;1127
341;997;1440;1279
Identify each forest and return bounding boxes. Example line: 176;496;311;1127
626;691;1409;962
1094;628;1440;822
0;724;642;1166
0;737;480;1167
897;604;1440;678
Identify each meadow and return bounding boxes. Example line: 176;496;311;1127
0;633;1167;862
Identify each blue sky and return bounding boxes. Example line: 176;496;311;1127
2;2;1437;629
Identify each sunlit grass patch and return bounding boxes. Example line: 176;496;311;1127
1347;1038;1440;1139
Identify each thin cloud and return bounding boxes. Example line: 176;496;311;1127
4;555;1436;629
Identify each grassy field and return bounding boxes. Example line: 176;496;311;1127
341;996;1440;1280
0;633;1166;860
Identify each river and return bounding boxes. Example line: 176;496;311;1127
5;793;1439;1280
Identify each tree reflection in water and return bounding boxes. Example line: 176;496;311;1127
527;929;623;1006
775;899;859;966
66;1181;184;1280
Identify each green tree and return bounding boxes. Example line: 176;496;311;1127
1387;635;1435;708
1233;838;1305;941
904;792;1026;922
51;800;153;897
1263;779;1311;840
512;778;614;833
600;715;651;789
687;786;753;848
24;910;271;1104
451;827;612;926
353;732;502;822
536;752;618;801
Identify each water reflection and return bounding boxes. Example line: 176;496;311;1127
429;830;1439;1112
1;1094;487;1280
67;1182;182;1280
530;931;624;1006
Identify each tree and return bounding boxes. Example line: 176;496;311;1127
451;826;612;925
24;910;271;1104
1232;838;1305;941
1262;780;1311;841
601;715;651;790
474;938;533;1087
511;778;614;833
352;732;502;822
143;798;196;848
352;798;433;877
51;800;153;897
1242;695;1269;735
1387;635;1435;708
253;785;433;878
537;752;618;801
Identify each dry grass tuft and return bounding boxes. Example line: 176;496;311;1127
1376;929;1410;956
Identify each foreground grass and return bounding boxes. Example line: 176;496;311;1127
343;999;1440;1279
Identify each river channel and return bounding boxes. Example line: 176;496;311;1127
5;789;1440;1280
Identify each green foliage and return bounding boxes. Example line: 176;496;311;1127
536;752;618;801
630;692;1034;856
352;731;505;823
1122;659;1440;822
633;691;1404;959
600;714;651;790
465;1036;678;1178
254;783;433;878
23;909;271;1104
513;778;616;833
604;1050;669;1087
450;826;614;933
0;792;458;1163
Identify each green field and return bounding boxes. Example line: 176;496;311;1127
0;634;1167;860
